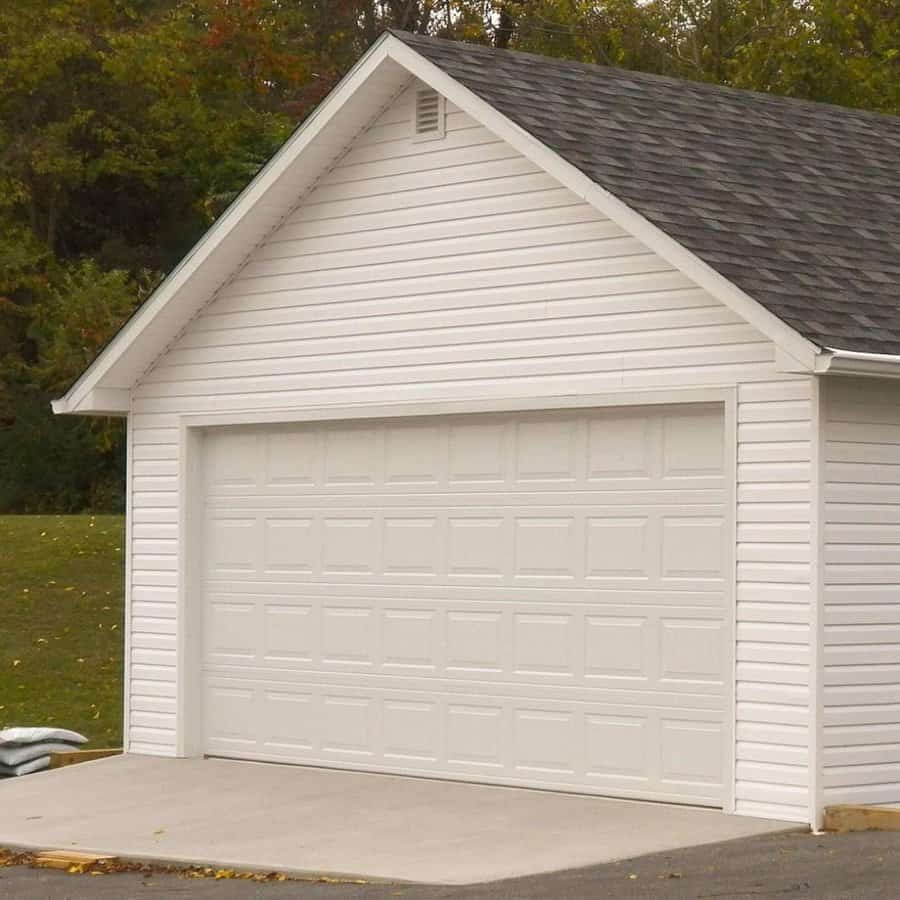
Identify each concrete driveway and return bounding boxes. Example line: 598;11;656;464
0;754;797;884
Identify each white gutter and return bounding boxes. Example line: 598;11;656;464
816;348;900;378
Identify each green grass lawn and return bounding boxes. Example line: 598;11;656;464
0;515;125;747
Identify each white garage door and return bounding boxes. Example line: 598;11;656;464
199;403;731;805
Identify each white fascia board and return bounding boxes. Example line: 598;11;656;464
816;348;900;378
52;33;396;418
385;38;821;371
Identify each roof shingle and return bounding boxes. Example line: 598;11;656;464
393;31;900;354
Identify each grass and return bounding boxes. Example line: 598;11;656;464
0;515;125;747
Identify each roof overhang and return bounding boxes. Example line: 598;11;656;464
815;348;900;379
54;32;899;417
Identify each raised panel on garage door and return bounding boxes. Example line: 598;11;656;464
199;403;731;805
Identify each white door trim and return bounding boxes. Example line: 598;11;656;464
179;387;735;429
173;385;737;807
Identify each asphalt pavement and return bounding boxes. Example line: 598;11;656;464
2;829;899;899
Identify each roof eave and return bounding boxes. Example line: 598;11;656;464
52;388;130;417
816;348;900;379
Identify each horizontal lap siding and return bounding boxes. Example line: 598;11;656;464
823;377;900;807
129;86;813;820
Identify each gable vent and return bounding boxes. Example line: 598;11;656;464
413;87;444;140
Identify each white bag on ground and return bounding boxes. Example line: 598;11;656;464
0;741;85;768
0;727;87;746
0;756;51;777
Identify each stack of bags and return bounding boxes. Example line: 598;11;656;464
0;727;88;778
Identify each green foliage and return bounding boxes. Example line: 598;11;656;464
0;0;896;513
28;262;146;396
0;385;124;513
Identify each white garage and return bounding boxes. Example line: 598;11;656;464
53;32;900;829
196;404;730;804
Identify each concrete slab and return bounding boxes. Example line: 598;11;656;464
0;754;800;884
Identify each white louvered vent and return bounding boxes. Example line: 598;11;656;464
413;87;445;141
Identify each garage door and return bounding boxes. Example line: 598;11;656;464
198;403;731;805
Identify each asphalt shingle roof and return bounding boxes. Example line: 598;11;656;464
393;31;900;355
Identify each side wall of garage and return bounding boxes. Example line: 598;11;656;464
822;376;900;809
128;83;816;823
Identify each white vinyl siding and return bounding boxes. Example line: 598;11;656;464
128;85;815;822
822;376;900;807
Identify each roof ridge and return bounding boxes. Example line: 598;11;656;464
389;29;900;125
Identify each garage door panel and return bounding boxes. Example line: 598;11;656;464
202;592;727;693
202;677;725;803
262;603;314;662
200;505;726;591
200;404;730;805
204;408;725;498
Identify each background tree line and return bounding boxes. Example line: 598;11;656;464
1;0;897;512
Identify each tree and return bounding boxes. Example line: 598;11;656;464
0;0;896;512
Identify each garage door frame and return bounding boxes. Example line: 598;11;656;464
173;386;737;811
